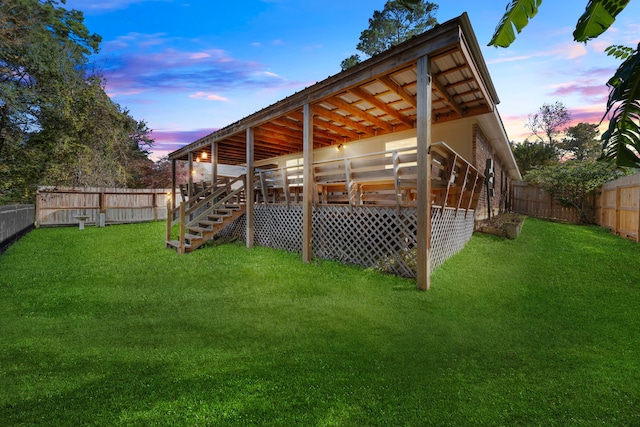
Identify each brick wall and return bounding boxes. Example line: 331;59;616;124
472;125;511;220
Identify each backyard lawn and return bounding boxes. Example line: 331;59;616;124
1;218;639;426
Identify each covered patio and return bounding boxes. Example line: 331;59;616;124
167;13;521;290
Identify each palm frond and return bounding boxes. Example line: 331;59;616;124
574;0;630;43
488;0;542;48
601;44;640;168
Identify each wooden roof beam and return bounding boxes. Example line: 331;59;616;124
378;75;417;108
328;96;395;132
348;86;414;128
314;119;363;141
259;122;303;140
431;73;464;118
288;110;363;141
315;106;377;136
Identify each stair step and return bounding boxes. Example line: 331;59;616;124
166;240;192;249
184;233;204;241
188;226;211;234
198;219;222;227
208;213;231;220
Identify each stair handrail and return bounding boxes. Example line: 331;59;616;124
184;175;244;217
185;175;246;226
169;176;238;225
186;186;246;227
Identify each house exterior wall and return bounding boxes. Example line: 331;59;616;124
473;124;511;220
254;118;479;170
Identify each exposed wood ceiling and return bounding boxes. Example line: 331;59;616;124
170;13;498;166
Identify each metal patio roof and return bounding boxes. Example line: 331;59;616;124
169;13;519;178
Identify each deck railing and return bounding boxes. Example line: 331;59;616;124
253;142;484;212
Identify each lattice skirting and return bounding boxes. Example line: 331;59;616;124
430;207;476;272
214;205;475;278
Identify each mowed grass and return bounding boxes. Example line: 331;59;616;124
1;218;639;426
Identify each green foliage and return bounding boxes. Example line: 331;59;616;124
488;0;542;48
524;159;625;223
0;0;154;203
489;1;637;171
341;0;438;67
573;0;631;42
601;43;640;168
511;139;558;175
2;220;640;425
340;54;361;71
559;122;601;160
605;44;636;60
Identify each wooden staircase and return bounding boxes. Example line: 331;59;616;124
166;175;246;254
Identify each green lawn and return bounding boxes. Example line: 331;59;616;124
1;218;639;426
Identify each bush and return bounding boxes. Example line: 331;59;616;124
525;160;625;223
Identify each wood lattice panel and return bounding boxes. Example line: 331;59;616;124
313;206;418;277
213;205;475;278
430;207;476;271
255;206;303;252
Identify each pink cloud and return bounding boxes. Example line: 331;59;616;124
151;128;218;144
188;92;229;101
550;83;608;99
487;42;588;65
147;128;217;160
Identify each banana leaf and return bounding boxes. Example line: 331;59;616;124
573;0;630;42
488;0;543;48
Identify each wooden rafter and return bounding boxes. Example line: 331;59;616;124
328;95;394;132
431;73;464;118
348;86;414;127
315;106;376;136
379;75;417;108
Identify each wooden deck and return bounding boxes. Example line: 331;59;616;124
250;142;483;211
168;143;484;274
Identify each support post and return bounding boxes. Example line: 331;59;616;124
212;141;218;187
179;202;186;254
302;103;314;263
246;127;255;248
416;55;432;290
166;197;172;243
171;159;177;209
188;152;194;198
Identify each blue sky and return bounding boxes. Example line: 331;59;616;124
64;0;640;160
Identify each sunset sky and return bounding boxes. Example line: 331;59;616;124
64;0;640;160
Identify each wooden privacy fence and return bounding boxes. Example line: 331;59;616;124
511;182;582;223
599;174;640;242
36;187;175;227
512;173;640;243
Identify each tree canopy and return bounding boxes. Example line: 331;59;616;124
488;0;639;169
525;101;571;147
559;122;601;161
511;139;557;175
525;159;624;223
340;0;438;70
0;0;156;204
